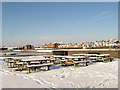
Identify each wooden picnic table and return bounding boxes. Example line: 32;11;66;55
3;56;33;68
20;58;54;71
61;56;88;67
88;54;111;62
20;58;55;73
65;56;86;62
73;54;112;62
96;54;111;62
3;57;22;68
53;55;67;64
65;56;85;60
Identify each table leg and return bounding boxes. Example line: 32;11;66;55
40;61;42;64
59;58;61;63
109;56;112;62
85;61;88;66
21;62;24;71
17;64;20;71
6;59;10;67
66;59;69;66
27;67;31;74
74;63;77;67
48;60;51;63
102;57;105;63
46;65;50;70
84;58;88;66
26;62;31;73
10;63;12;68
53;58;56;64
6;61;9;66
12;62;15;68
95;57;98;62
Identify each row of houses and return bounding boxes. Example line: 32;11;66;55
41;39;120;49
1;39;120;50
0;44;34;50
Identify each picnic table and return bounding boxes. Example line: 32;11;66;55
21;58;53;67
65;56;89;67
54;56;89;67
96;54;111;62
3;57;23;68
53;55;67;64
88;54;111;62
73;53;112;62
20;58;55;73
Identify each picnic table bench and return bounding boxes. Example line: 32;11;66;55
4;58;21;68
88;54;112;62
18;58;55;71
16;61;41;70
73;60;90;67
58;56;89;67
27;63;54;73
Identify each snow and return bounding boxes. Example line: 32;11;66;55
0;57;118;88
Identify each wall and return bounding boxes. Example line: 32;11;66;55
68;50;120;58
52;50;120;58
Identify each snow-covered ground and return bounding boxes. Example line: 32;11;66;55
0;58;118;88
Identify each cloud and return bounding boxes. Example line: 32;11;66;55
95;11;110;18
92;11;114;22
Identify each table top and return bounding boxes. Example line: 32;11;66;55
86;54;98;56
73;54;98;56
54;56;67;58
43;55;54;58
89;57;98;59
96;54;110;57
65;56;85;59
100;54;110;56
21;58;49;62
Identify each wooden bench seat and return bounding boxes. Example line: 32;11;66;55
47;59;55;63
89;57;97;60
16;61;41;65
73;60;89;67
16;61;47;71
27;63;53;68
30;62;41;64
97;58;108;62
5;58;21;68
110;57;113;62
59;59;68;65
9;60;14;63
16;62;23;65
6;60;15;68
60;60;67;62
27;63;54;73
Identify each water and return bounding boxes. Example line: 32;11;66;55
0;51;51;56
0;59;3;61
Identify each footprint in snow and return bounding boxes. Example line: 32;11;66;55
61;75;65;78
70;68;74;71
68;82;74;86
99;83;104;86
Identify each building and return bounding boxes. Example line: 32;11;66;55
23;45;34;50
47;43;60;48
